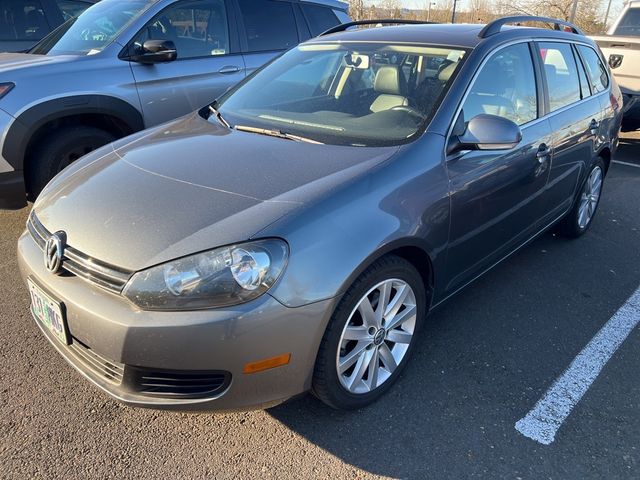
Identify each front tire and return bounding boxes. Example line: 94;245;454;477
26;126;116;201
312;256;427;410
557;158;605;238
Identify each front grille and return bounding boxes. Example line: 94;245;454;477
27;213;133;294
127;368;232;399
68;337;125;385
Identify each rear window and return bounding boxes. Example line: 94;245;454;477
238;0;298;52
0;0;50;41
614;8;640;36
539;42;581;112
578;45;609;93
301;4;339;36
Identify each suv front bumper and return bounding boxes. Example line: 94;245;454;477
0;109;26;210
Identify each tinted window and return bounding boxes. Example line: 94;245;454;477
238;0;298;52
463;43;537;126
134;0;230;59
578;45;609;93
539;42;581;112
0;0;50;41
54;0;92;21
575;49;591;99
614;8;640;36
302;4;338;36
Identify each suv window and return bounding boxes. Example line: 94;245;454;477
0;0;50;41
54;0;92;21
575;50;591;99
135;0;230;59
578;45;609;94
539;42;581;112
301;4;339;36
614;8;640;36
238;0;298;52
462;43;537;126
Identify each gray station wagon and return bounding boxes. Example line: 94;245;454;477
0;0;349;209
18;17;623;412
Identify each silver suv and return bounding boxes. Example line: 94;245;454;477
0;0;349;209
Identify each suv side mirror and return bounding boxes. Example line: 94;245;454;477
129;40;177;64
448;114;522;154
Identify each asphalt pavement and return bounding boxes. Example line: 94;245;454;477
1;141;639;479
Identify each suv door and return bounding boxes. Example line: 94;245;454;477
126;0;245;127
535;41;604;222
235;0;302;75
445;42;553;293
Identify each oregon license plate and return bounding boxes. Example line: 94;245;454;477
28;279;69;345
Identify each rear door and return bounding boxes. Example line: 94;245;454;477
445;42;553;293
535;41;604;223
128;0;245;127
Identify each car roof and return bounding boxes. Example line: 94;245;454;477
308;23;594;49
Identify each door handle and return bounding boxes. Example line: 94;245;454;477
536;143;551;164
589;119;600;134
218;65;241;74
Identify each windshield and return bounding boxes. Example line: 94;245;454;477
214;43;466;147
30;0;152;55
614;8;640;36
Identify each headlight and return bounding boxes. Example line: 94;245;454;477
0;83;14;100
123;239;288;311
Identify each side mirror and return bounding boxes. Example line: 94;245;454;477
129;40;177;64
448;114;522;154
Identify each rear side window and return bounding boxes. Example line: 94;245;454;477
54;0;92;21
575;49;591;99
238;0;298;52
578;45;609;93
0;0;50;41
539;42;581;112
462;43;538;126
301;4;339;36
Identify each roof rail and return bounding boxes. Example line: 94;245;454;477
320;19;436;37
478;15;584;38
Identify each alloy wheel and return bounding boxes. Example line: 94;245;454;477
336;279;417;394
577;166;603;229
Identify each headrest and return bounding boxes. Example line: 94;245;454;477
438;62;458;82
374;66;403;96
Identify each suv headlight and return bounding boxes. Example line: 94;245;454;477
123;239;288;311
0;83;14;99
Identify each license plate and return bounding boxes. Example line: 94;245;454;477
28;279;69;345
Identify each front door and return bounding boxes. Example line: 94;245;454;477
445;42;553;293
128;0;245;127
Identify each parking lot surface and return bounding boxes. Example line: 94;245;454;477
1;139;639;479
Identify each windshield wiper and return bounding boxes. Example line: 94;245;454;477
234;125;323;144
208;104;231;129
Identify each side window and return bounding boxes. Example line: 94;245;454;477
0;0;50;40
539;42;581;112
238;0;298;52
54;0;93;21
301;4;339;36
575;48;591;99
134;0;230;59
462;43;537;126
578;45;609;94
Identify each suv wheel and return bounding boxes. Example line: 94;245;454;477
557;158;605;238
312;256;426;410
26;126;115;200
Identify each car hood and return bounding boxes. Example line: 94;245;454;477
34;113;399;271
0;52;78;74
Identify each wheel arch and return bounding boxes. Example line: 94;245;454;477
2;95;144;173
597;145;612;175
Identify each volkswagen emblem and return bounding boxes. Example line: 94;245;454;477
609;54;624;70
44;232;66;275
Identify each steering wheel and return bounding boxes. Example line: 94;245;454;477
390;105;426;121
80;28;108;41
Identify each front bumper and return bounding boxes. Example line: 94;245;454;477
0;109;26;210
18;230;335;411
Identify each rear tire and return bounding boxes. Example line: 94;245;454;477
312;255;427;410
557;158;605;238
26;126;115;201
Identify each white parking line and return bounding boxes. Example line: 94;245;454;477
613;160;640;169
515;286;640;445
